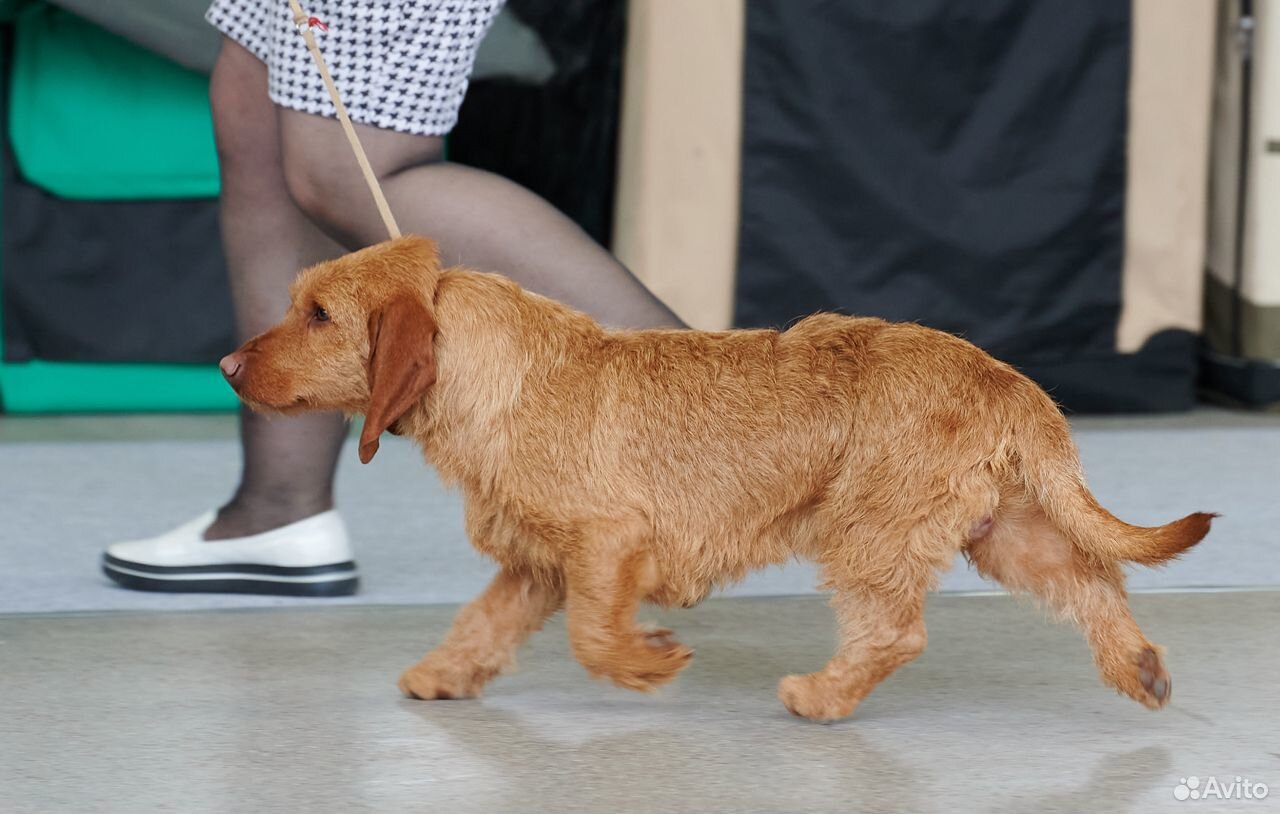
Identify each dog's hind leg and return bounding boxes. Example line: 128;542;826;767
779;460;992;722
779;577;928;722
399;567;564;700
564;518;694;691
966;489;1172;709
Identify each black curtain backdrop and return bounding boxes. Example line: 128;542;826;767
450;0;625;247
735;1;1196;412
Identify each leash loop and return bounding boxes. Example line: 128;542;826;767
286;0;402;240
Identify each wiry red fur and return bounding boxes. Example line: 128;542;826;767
223;236;1213;721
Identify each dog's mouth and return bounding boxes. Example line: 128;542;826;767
223;364;317;414
232;388;312;416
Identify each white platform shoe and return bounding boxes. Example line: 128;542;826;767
103;510;359;597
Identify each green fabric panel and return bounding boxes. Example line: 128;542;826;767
9;5;220;200
0;0;32;22
0;362;238;413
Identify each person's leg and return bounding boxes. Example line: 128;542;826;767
277;111;683;329
206;38;348;539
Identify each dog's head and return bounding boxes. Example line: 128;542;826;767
221;235;441;464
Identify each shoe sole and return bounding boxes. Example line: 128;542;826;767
102;554;359;597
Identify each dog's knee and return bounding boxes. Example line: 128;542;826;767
890;625;928;662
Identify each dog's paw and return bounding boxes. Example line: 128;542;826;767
586;627;693;692
778;673;858;723
397;657;492;701
1129;647;1172;710
1099;645;1171;710
621;634;695;692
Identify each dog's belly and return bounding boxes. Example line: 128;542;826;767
644;522;812;609
462;487;821;604
462;497;568;575
645;581;713;609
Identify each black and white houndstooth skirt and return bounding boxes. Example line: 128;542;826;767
206;0;505;136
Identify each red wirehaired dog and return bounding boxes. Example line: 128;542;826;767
222;236;1212;721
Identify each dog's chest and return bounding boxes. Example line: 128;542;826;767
461;493;570;571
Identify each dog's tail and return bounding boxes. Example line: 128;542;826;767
1012;391;1214;566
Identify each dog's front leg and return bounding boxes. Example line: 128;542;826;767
564;522;693;692
399;567;563;700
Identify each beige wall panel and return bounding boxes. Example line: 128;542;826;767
1118;0;1217;351
612;0;744;330
1243;0;1280;305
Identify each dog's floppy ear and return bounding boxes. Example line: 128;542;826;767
358;294;437;464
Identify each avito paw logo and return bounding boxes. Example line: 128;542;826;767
1174;776;1201;801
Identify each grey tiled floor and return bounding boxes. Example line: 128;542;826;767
3;411;1276;812
2;591;1276;813
1;408;1278;613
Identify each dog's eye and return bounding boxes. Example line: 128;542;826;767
313;306;330;323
